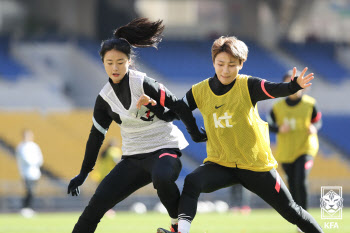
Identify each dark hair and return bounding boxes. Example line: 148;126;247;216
211;36;248;64
99;18;165;62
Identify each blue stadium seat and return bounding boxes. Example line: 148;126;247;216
0;36;31;80
78;38;101;61
173;116;208;164
244;41;288;82
319;115;350;158
137;39;288;83
281;41;350;82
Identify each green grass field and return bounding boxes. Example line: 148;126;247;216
0;208;349;233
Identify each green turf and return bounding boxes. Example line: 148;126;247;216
0;208;349;233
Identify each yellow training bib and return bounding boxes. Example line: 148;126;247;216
272;95;319;163
192;75;277;172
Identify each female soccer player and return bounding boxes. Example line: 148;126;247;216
157;36;323;233
67;18;205;233
268;71;322;212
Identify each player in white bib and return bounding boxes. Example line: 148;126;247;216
67;18;206;233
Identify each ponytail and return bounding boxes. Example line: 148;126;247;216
99;18;165;62
114;17;164;49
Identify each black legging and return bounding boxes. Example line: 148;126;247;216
72;148;182;233
179;162;323;233
23;179;37;208
282;154;314;210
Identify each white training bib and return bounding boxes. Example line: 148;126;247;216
98;69;188;155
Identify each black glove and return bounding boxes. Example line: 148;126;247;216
67;172;88;196
188;127;207;143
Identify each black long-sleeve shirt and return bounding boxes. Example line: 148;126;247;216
80;72;189;174
80;73;302;174
184;74;302;110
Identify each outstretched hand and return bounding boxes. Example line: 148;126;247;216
291;67;314;89
136;94;157;109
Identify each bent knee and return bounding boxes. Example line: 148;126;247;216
153;171;177;189
182;173;202;196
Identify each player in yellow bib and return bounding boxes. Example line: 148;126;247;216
91;138;122;183
268;72;322;213
157;36;323;233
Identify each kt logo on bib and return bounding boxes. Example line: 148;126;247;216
213;112;232;128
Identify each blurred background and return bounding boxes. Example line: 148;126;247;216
0;0;349;215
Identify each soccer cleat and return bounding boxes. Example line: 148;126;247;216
157;228;180;233
170;223;178;232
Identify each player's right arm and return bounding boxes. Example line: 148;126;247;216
178;89;206;142
68;95;113;196
267;109;279;133
267;109;290;134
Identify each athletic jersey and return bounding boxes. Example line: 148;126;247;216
16;141;43;180
272;95;319;163
97;69;188;155
192;74;277;172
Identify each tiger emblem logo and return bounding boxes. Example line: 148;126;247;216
320;190;343;216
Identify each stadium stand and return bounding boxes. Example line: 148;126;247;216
137;40;288;83
243;41;288;82
319;115;350;158
0;150;20;181
281;41;350;82
78;39;288;84
0;36;31;80
77;38;102;62
0;111;193;181
0;111;121;180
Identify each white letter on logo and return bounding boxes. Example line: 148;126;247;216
222;112;233;128
213;113;224;128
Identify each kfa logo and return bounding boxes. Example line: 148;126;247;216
324;222;339;229
320;186;343;220
213;112;232;128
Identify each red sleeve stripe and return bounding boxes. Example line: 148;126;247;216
261;79;275;99
311;112;322;123
275;171;281;193
304;160;314;170
159;83;165;107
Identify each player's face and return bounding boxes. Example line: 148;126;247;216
213;52;243;85
103;49;130;83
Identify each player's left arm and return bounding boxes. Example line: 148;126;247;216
309;105;322;134
136;76;179;122
249;67;314;106
138;77;206;142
